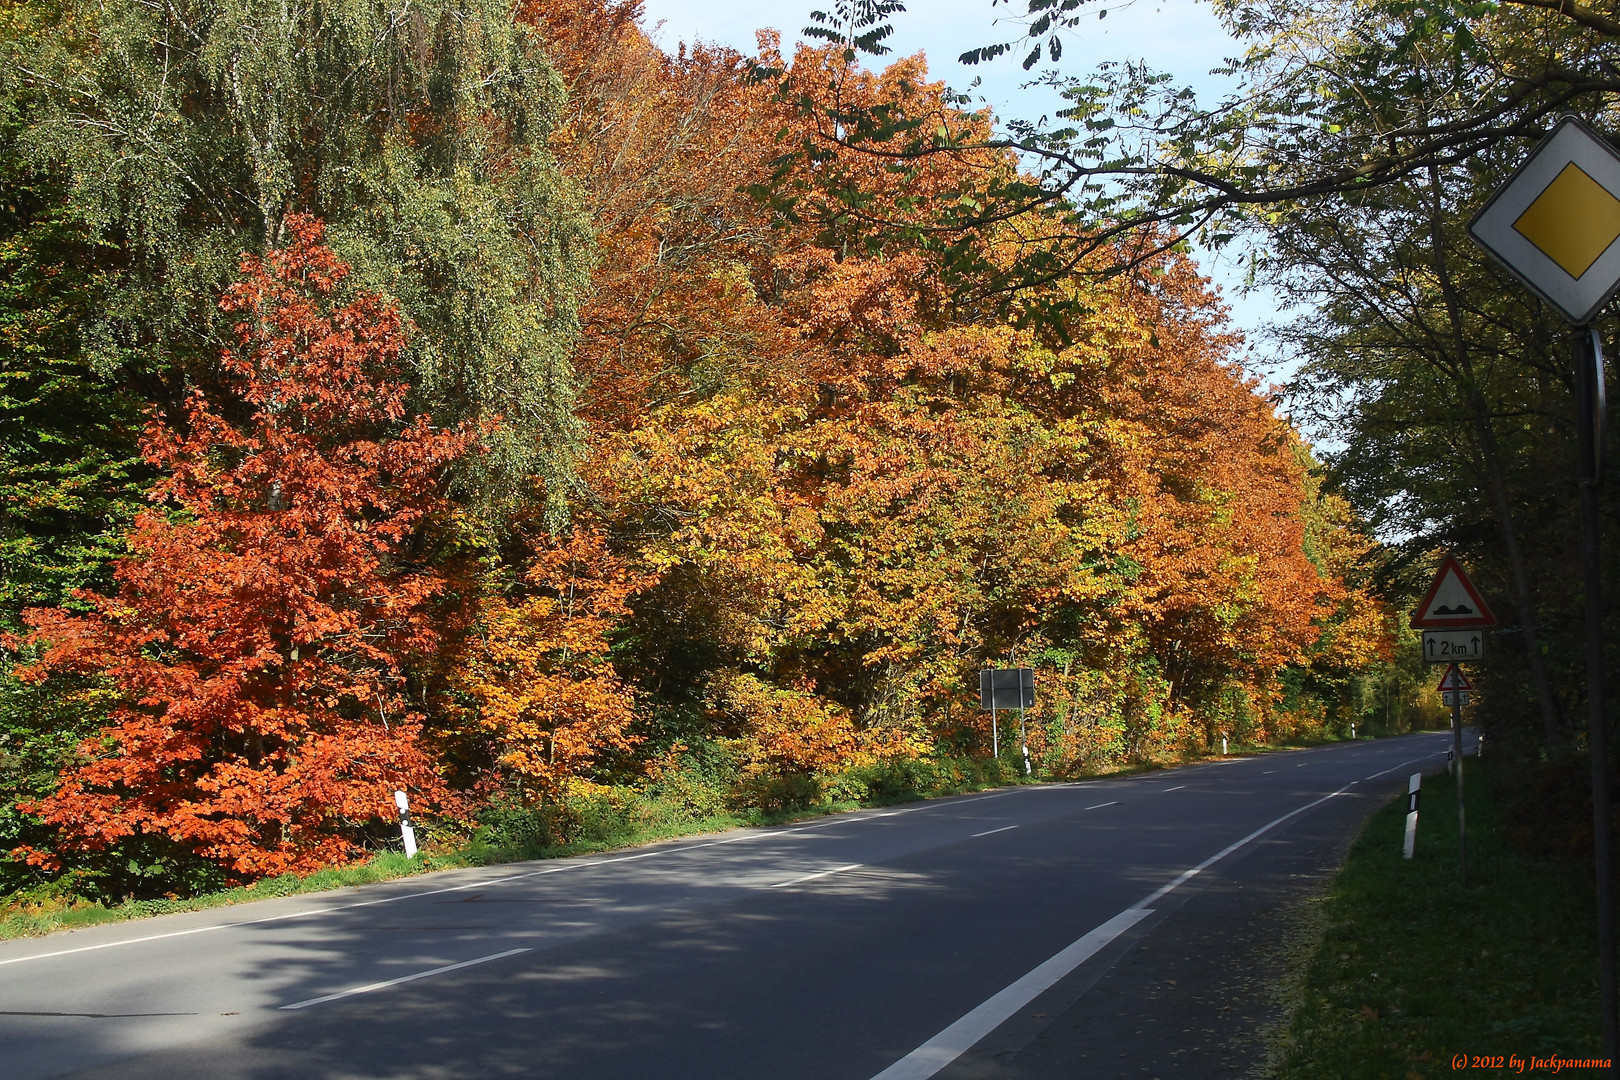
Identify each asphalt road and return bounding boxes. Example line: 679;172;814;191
0;730;1466;1080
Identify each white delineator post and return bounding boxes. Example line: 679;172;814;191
1221;735;1228;756
1351;723;1356;741
1403;772;1422;860
1019;704;1030;776
394;789;418;859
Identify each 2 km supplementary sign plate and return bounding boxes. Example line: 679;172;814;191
1423;629;1487;663
1411;554;1498;629
1469;116;1620;325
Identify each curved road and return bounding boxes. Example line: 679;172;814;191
0;730;1464;1079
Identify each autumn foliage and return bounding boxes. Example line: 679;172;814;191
17;217;469;877
450;527;644;798
534;0;1388;770
8;1;1393;888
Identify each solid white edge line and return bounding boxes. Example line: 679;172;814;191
0;795;974;967
279;947;531;1010
868;746;1449;1080
868;909;1153;1080
770;864;863;889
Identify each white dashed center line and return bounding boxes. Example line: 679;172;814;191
770;864;863;889
281;948;531;1010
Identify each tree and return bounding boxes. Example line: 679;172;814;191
1;0;590;514
0;121;153;896
449;526;645;799
15;217;471;880
796;0;1620;283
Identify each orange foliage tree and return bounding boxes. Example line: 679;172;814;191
16;217;470;878
523;2;1391;782
450;527;645;798
0;1;1400;895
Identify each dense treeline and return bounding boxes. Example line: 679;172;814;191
810;0;1620;857
1229;0;1620;852
0;0;1397;900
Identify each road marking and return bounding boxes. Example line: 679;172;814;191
0;744;1448;969
279;948;531;1010
770;864;863;889
869;765;1413;1080
1364;753;1442;781
1263;770;1278;774
868;909;1152;1080
0;803;948;967
1162;786;1185;792
971;826;1018;837
1297;763;1309;767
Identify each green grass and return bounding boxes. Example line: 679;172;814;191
0;851;432;939
1274;757;1608;1077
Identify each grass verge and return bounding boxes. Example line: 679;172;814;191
1272;755;1607;1077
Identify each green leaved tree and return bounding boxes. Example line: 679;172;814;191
2;0;592;514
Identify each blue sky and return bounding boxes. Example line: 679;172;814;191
634;0;1294;380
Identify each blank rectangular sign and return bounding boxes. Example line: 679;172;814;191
980;668;1035;709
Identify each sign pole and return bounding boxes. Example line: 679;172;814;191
991;703;998;762
1468;118;1616;1068
1450;690;1466;886
1576;328;1617;1062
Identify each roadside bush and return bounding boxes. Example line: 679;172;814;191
735;771;822;815
473;799;570;855
644;742;741;821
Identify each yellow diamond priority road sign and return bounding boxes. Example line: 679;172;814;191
1469;116;1620;325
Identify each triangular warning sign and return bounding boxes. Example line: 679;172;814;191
1436;664;1474;693
1412;554;1498;629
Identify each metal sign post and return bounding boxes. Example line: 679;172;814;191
1450;691;1467;884
1470;115;1616;1064
1577;325;1615;1067
980;668;1035;771
1435;663;1475;882
1415;563;1495;888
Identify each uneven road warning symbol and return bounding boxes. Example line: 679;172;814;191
1412;554;1498;630
1469;116;1620;325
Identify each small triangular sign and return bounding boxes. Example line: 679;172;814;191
1437;664;1474;693
1411;554;1498;629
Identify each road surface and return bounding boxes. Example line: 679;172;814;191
0;731;1462;1079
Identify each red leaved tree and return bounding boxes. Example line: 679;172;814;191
17;216;471;879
